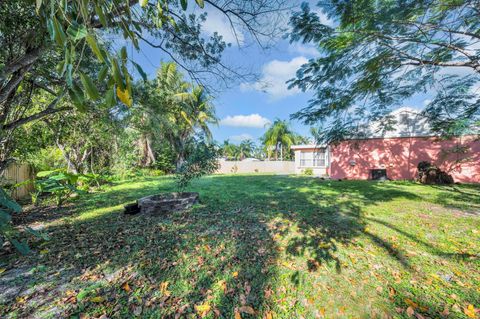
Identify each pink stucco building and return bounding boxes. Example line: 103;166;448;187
329;135;480;183
293;108;480;183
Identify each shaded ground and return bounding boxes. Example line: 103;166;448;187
1;175;479;318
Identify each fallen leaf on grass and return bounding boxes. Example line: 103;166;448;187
239;306;255;314
0;268;6;274
121;282;131;292
160;281;171;296
464;305;477;318
233;271;239;278
265;311;273;319
195;303;211;317
90;296;105;303
234;309;242;319
406;307;415;317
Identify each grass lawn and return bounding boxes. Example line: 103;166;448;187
1;175;479;319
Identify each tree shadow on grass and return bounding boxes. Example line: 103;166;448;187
1;175;478;318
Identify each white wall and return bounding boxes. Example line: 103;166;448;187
216;160;295;174
294;149;329;176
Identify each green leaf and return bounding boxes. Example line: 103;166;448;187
112;59;125;91
80;72;100;100
52;16;67;46
69;83;87;112
139;0;149;7
85;34;105;63
11;239;30;255
105;87;116;107
0;210;12;224
120;46;127;62
47;19;55;41
95;4;108;26
98;65;109;82
195;0;204;8
132;61;147;81
65;64;73;87
66;22;88;41
0;189;21;213
180;0;188;10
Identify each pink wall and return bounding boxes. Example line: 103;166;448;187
329;135;480;183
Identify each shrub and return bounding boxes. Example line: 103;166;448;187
303;168;314;176
33;170;88;207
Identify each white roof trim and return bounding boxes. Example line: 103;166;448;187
291;144;327;150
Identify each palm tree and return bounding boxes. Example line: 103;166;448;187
238;139;255;160
172;85;217;168
134;62;217;169
261;119;299;160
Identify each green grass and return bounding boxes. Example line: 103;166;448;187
1;175;479;318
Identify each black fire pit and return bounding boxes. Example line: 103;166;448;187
136;192;199;215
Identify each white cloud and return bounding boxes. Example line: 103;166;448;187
240;56;308;99
423;99;432;106
288;43;319;57
230;133;254;142
220;114;271;128
202;10;245;45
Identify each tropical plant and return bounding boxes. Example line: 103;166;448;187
0;188;49;254
288;1;480;143
261;119;301;160
238;139;255;160
33;170;88;207
135;63;217;169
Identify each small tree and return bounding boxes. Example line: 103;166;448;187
175;141;220;191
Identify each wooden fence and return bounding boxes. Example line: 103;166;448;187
1;163;34;199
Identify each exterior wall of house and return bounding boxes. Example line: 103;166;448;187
329;135;480;183
293;148;328;176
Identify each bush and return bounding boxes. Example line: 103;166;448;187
303;168;314;176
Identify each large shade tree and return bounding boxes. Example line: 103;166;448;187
0;0;288;171
288;0;480;143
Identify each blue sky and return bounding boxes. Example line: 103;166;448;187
126;1;438;146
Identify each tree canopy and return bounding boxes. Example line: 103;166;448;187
289;0;480;143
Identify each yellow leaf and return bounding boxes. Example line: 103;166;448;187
195;303;211;317
90;296;105;303
116;87;132;107
0;268;6;274
234;310;242;319
464;304;477;318
122;282;131;292
265;311;273;319
160;281;171;296
233;271;239;278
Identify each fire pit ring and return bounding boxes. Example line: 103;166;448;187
137;192;199;215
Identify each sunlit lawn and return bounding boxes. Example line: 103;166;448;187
1;175;479;318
